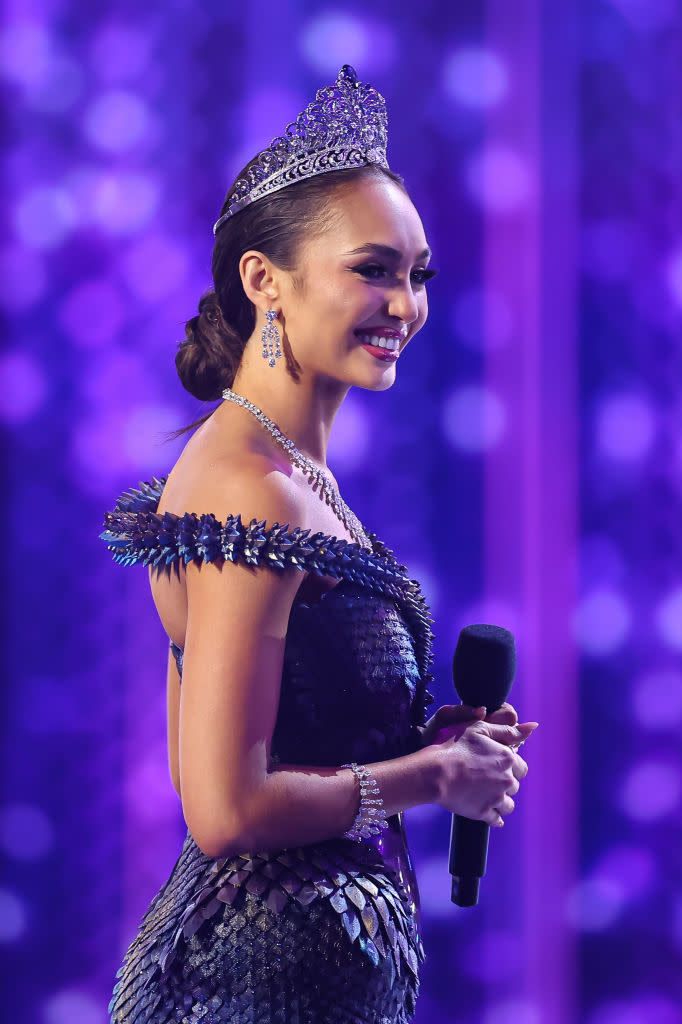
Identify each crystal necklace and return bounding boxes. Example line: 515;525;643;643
221;387;372;549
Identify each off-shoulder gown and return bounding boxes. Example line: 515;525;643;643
100;475;435;1024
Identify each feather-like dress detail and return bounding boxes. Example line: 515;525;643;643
101;476;435;1024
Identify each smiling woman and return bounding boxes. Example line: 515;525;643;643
175;168;437;412
101;64;536;1024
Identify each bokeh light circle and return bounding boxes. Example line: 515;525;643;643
572;587;631;655
0;352;47;425
43;989;102;1024
91;170;161;236
0;803;54;861
632;668;682;728
125;746;179;824
0;245;46;312
13;185;77;249
442;385;507;452
666;245;682;307
24;53;83;113
465;146;532;213
300;13;396;74
63;166;161;236
620;759;682;822
589;993;682;1024
593;844;656;901
595;393;656;462
655;587;682;650
0;888;27;942
83;89;152;153
442;47;509;109
482;999;541;1024
566;877;625;930
0;20;52;87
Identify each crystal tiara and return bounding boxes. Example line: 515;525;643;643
213;64;390;235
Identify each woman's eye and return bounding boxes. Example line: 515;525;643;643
355;264;386;279
412;268;439;284
355;264;439;285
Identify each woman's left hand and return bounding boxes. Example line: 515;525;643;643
417;701;520;748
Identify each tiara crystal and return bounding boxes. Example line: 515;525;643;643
213;64;390;235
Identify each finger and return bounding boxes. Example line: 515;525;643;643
486;702;519;726
441;704;486;722
494;794;516;817
483;806;506;827
507;777;520;796
486;722;537;747
511;753;529;780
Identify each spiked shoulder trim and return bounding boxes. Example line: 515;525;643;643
100;475;434;720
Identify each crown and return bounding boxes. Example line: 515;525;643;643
213;64;390;235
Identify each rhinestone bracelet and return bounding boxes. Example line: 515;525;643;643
341;762;389;841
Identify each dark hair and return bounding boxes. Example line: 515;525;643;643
169;159;407;437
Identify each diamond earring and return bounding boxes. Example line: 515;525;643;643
261;309;282;367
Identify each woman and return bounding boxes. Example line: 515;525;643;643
101;65;537;1024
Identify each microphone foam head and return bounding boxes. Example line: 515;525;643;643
452;624;516;711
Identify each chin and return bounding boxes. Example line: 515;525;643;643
355;369;397;392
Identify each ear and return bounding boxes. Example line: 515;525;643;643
239;250;280;312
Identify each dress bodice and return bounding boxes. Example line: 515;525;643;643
100;475;436;766
100;475;435;993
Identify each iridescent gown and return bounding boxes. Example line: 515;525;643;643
100;476;436;1024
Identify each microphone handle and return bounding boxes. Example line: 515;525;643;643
448;697;503;907
449;816;490;907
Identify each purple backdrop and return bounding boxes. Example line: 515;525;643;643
2;2;681;1022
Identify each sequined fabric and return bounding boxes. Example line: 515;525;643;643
101;476;436;1024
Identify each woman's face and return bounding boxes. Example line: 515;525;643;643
277;175;435;391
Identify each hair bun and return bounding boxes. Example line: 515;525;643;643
176;289;245;401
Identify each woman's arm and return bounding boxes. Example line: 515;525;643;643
176;460;534;858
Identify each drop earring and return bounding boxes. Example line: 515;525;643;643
262;309;282;367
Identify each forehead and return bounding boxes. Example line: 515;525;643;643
307;177;428;258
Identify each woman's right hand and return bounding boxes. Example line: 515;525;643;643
428;718;538;826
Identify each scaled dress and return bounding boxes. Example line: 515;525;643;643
100;476;436;1024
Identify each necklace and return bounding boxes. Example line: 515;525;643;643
221;387;372;549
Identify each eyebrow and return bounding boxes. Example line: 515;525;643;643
343;243;432;261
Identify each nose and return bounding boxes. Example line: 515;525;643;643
386;278;420;326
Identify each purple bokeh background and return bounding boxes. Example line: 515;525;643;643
2;2;681;1022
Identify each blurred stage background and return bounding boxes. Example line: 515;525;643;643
2;1;681;1022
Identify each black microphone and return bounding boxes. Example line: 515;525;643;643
448;624;517;907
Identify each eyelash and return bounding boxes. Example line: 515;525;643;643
354;263;439;285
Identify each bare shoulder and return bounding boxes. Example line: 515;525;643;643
158;410;307;532
151;420;308;643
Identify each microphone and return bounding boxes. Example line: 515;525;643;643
448;624;517;907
